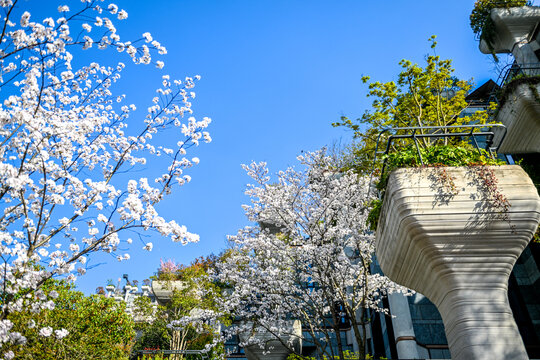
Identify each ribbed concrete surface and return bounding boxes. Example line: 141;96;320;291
495;83;540;154
479;6;540;54
376;166;540;360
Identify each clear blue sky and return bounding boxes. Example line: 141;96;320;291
25;0;524;293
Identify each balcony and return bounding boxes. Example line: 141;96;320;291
492;63;540;154
151;280;186;305
479;6;540;65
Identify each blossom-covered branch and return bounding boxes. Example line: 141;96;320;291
0;1;211;357
217;150;411;360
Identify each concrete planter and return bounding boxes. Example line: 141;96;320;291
376;165;540;360
151;280;186;304
239;320;302;360
494;82;540;154
479;6;540;66
140;284;151;296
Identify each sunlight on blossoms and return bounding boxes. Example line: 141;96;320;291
0;1;212;356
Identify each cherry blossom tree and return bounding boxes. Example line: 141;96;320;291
217;151;411;360
0;1;211;357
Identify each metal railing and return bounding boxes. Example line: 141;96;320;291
138;349;208;359
368;124;508;195
496;62;540;87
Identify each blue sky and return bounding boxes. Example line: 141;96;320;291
26;0;520;293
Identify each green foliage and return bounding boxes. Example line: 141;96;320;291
154;255;221;281
497;75;540;108
6;280;135;360
130;318;170;358
333;37;494;173
514;154;540;242
367;199;382;231
366;144;506;230
470;0;529;56
138;355;166;360
132;255;228;359
131;295;170;357
379;144;504;189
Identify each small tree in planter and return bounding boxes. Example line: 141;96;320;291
136;256;226;360
333;37;494;172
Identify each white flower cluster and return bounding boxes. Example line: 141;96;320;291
38;326;68;339
217;150;412;354
166;308;222;353
0;0;211;354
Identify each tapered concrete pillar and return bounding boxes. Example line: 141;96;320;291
376;166;540;360
388;293;420;359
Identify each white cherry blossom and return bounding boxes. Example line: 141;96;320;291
0;1;211;356
217;151;411;359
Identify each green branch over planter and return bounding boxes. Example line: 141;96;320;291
367;144;506;230
333;37;495;173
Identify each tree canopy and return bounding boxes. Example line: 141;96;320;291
5;280;135;360
217;151;411;360
0;1;211;356
333;37;493;172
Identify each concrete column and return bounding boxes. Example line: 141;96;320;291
438;288;527;359
513;41;539;72
347;328;360;354
388;293;420;359
376;166;540;360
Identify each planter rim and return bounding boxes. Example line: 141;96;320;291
386;164;517;180
479;5;540;54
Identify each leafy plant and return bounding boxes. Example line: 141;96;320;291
333;37;494;173
495;75;540;109
132;255;227;360
287;350;386;359
6;280;135;360
515;154;540;242
379;144;504;190
368;144;506;229
367;199;383;231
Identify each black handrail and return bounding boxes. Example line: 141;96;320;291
496;62;540;88
368;124;508;197
139;349;209;359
